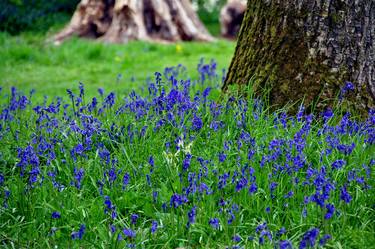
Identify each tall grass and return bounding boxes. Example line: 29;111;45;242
0;60;374;248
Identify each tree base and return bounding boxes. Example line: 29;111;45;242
52;0;214;44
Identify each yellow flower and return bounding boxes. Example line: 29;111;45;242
176;44;183;53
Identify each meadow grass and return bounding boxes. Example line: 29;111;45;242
0;56;374;249
0;31;374;249
0;31;235;100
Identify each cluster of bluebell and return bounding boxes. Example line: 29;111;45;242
0;60;374;248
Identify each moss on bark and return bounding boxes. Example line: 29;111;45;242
223;0;375;115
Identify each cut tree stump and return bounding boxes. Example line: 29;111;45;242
220;0;246;39
52;0;214;45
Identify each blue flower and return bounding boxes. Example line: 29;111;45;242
192;114;203;131
51;211;61;219
218;152;227;162
151;220;158;234
319;234;331;246
209;218;219;229
170;193;188;208
122;173;130;190
123;228;136;238
324;203;335;219
279;240;293;249
249;182;258;194
331;159;346;170
299;228;319;249
235;177;248;192
71;224;86;240
340;185;352;203
183;154;192;171
72;167;84;190
232;234;241;242
187;206;197;227
131;214;139;225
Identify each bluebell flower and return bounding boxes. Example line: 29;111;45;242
284;191;294;199
183;154;192;171
51;211;61;219
232;234;241;242
151;220;158;234
170;193;188;208
209;218;219;229
104;196;114;212
340;185;352;203
154;72;162;87
259;230;272;245
152;191;158;203
104;92;116;108
192;114;203;131
218;172;230;189
249;182;258;194
279;240;293;249
122;173;130;190
110;224;116;233
187;206;197;228
71;224;86;240
123;228;136;238
331;159;346;170
131;214;139;225
148;156;154;167
319;234;331;246
255;223;267;233
269;182;278;193
265;206;270;213
322;108;334;121
337;143;355;155
218;152;227;162
299;228;319;249
98;88;104;97
73;143;84;155
277;227;286;237
67;89;74;99
247;149;255;160
146;174;151;186
73;168;84;190
345;82;355;91
324;203;335;219
235;177;248;192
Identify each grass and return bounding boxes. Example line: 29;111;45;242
0;30;374;249
0;31;235;100
0;58;374;248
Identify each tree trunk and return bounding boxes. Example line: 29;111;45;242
52;0;213;44
220;0;246;39
223;0;375;113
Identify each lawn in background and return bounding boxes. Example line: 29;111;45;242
0;32;235;99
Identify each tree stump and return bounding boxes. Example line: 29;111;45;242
223;0;375;114
220;0;247;39
52;0;214;44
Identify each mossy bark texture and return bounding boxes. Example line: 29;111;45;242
223;0;375;113
52;0;213;44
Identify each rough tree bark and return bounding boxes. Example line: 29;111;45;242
223;0;375;113
220;0;247;39
52;0;213;44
